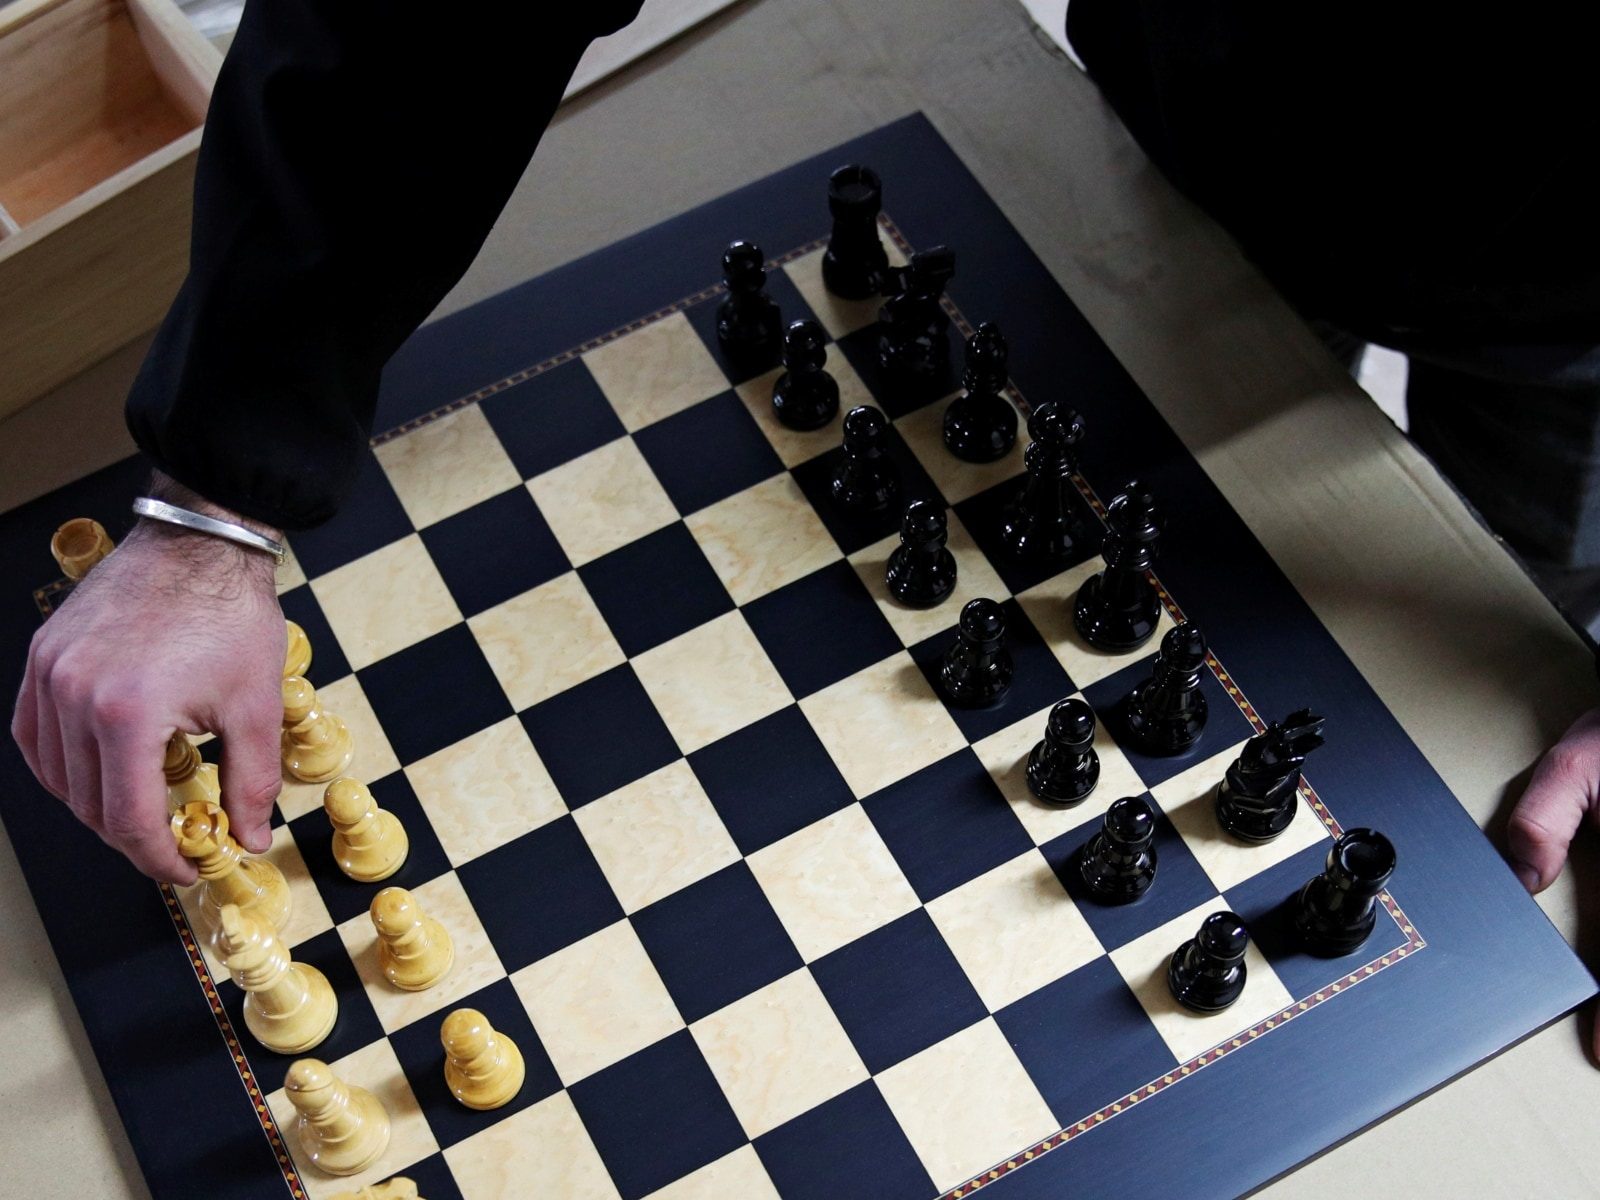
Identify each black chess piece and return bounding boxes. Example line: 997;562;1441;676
1167;911;1250;1013
885;499;957;608
937;598;1013;707
771;318;840;431
1293;829;1396;957
877;246;956;397
1122;623;1209;756
942;322;1018;462
1072;481;1163;652
1026;697;1099;805
822;164;890;299
1001;401;1087;564
830;405;901;511
1214;709;1326;843
715;240;783;375
1078;795;1159;904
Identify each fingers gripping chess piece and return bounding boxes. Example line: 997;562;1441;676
943;321;1017;463
1294;829;1397;957
1026;697;1099;806
1214;709;1326;843
329;1180;422;1200
771;318;841;431
716;240;783;375
284;619;313;679
1167;911;1249;1013
441;1008;525;1111
218;903;338;1053
822;163;889;299
830;405;901;512
1001;401;1087;566
1072;480;1163;652
937;598;1013;708
885;499;957;608
325;778;409;882
282;675;355;784
164;732;220;811
1122;623;1210;756
371;886;453;991
284;1058;391;1177
171;801;291;936
1078;795;1159;904
50;517;114;581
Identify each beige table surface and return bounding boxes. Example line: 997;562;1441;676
4;1;1599;1196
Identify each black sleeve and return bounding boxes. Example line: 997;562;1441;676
125;0;644;531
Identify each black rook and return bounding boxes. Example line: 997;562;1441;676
1294;829;1397;956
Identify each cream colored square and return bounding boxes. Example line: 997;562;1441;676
633;612;792;754
526;437;679;566
374;405;522;528
275;673;402;821
732;352;875;468
511;920;683;1086
405;716;566;866
927;849;1103;1011
643;1145;781;1200
310;534;462;671
781;240;908;340
848;515;1009;647
691;968;868;1138
685;475;840;604
583;311;730;432
797;653;965;799
894;396;1027;505
276;541;307;594
972;699;1148;846
574;760;741;913
1015;556;1175;689
469;572;627;710
446;1091;620;1200
266;1039;437;1199
746;803;919;961
337;871;506;1032
1108;899;1295;1064
1152;743;1331;892
875;1018;1058;1192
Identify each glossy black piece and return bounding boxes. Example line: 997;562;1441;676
1214;708;1326;843
942;322;1018;462
830;405;901;511
1122;622;1209;756
715;240;783;374
1026;697;1099;805
1000;401;1087;564
1072;480;1163;652
937;597;1013;707
1168;911;1249;1013
1294;828;1396;956
771;318;840;431
822;164;890;299
1078;795;1159;904
877;246;956;397
885;499;957;608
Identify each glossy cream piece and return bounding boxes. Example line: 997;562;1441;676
441;1008;525;1111
324;778;408;882
218;903;337;1054
277;675;401;822
369;887;453;992
327;1179;420;1200
170;801;291;938
282;676;356;784
162;733;218;812
49;517;113;580
283;1058;393;1178
284;618;313;678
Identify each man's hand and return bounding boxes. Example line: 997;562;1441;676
10;475;286;883
1508;708;1600;894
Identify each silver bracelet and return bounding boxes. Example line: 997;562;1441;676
132;497;287;565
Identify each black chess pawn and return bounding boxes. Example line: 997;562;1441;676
1167;911;1250;1013
938;598;1013;707
1026;697;1099;805
1293;829;1396;957
885;499;957;608
830;406;901;511
822;164;890;299
1122;623;1209;756
1001;401;1088;564
1072;481;1163;652
715;240;783;375
877;246;956;397
771;318;840;431
1078;795;1159;905
943;322;1018;462
1214;709;1326;843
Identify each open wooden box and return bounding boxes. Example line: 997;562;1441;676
0;0;221;420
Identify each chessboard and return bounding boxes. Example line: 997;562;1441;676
0;114;1593;1200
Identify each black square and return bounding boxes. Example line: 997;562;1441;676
278;585;351;685
861;749;1033;903
810;910;987;1073
632;861;804;1024
831;324;952;419
579;523;734;657
755;1081;935;1200
519;665;681;807
634;391;784;515
389;977;561;1149
288;773;454;925
289;447;415;577
457;815;624;972
742;561;901;698
385;1154;465;1200
689;706;855;855
788;425;944;556
480;357;627;479
952;473;1100;597
569;1029;748;1200
358;624;512;762
225;927;382;1069
683;266;820;385
420;487;570;618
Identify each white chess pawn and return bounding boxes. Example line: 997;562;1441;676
163;733;220;811
171;801;291;937
283;1058;391;1177
324;778;408;882
282;675;354;783
441;1008;524;1110
329;1179;421;1200
218;904;337;1054
371;887;452;991
284;619;313;679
